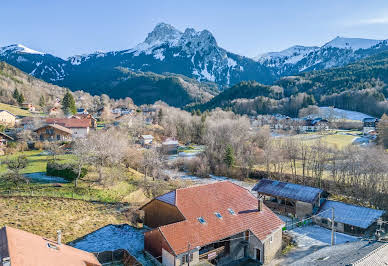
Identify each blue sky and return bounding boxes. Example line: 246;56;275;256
2;0;388;58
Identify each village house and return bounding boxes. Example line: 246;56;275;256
34;124;73;141
140;135;154;147
363;117;379;134
0;132;13;146
161;138;179;154
140;181;285;265
299;118;329;132
252;179;325;218
46;118;91;138
313;200;385;236
0;110;16;128
71;114;97;128
0;226;101;266
21;103;36;112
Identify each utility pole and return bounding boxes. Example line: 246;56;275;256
331;207;335;246
187;242;191;266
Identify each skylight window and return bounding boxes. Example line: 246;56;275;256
197;217;206;224
214;212;223;219
228;208;236;215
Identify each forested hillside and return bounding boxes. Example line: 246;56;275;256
199;51;388;117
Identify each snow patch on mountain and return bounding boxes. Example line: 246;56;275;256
0;44;45;56
322;36;381;50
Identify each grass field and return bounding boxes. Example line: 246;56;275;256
0;196;128;243
0;102;32;116
0;150;75;174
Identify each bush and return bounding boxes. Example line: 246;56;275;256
46;160;87;181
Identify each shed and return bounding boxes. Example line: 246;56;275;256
140;135;154;146
252;179;324;217
314;200;385;235
161;139;179;154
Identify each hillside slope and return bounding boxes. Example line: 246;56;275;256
199;51;388;117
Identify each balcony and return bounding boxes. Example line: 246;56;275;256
199;246;225;260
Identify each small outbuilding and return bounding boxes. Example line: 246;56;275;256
252;179;324;218
313;200;385;236
162;139;179;154
140;135;154;147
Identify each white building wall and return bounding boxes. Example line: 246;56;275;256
162;249;175;266
71;127;89;138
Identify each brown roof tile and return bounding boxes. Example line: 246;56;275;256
0;226;101;266
155;181;284;255
46;118;90;128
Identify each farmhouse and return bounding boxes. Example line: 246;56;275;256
313;200;385;236
141;181;285;265
140;135;154;147
21;103;35;112
252;179;324;218
300;118;329;132
71;114;97;128
0;226;101;266
35;124;73;141
76;108;88;115
363;117;379;134
0;110;16;127
161;138;179;154
46;118;91;138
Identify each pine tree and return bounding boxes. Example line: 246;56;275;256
224;144;235;168
12;89;19;100
39;95;45;107
157;109;163;124
17;93;24;105
62;91;76;115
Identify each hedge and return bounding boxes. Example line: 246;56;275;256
46;160;87;181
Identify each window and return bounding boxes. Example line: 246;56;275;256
214;212;222;219
57;134;60;140
269;235;273;243
198;217;206;224
228;208;236;215
321;218;328;225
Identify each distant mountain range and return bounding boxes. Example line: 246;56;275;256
1;23;388;107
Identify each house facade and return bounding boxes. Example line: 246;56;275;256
300;118;329;132
141;181;285;265
252;179;324;218
0;110;16;127
0;226;101;266
46;118;91;138
34;124;73;141
161;139;179;154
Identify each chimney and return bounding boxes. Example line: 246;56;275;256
57;230;62;245
258;198;264;212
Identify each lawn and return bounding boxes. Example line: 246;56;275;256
0;196;128;243
0;102;32;116
0;150;75;174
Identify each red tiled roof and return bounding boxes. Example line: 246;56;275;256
0;226;101;266
46;118;90;128
156;181;284;255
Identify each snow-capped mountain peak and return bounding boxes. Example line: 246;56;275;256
144;23;182;45
255;45;318;62
0;44;45;56
322;36;382;50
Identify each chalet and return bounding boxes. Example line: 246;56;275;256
300;118;329;132
0;132;13;146
34;124;73;141
0;110;16;128
162;139;179;154
0;226;101;266
141;181;285;265
313;200;385;236
46;118;91;138
21;103;35;112
140;135;154;147
252;179;324;218
71;114;97;128
290;240;388;265
363;117;379;134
